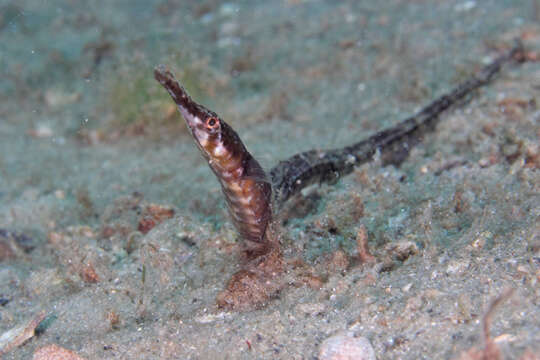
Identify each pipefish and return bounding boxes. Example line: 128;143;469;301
154;42;524;257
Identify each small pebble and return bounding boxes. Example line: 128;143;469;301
402;282;413;292
319;332;376;360
296;302;326;316
194;311;232;324
33;344;85;360
44;89;80;108
445;259;470;275
454;1;476;12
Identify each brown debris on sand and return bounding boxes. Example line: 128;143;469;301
217;235;284;311
0;312;46;357
354;225;376;265
453;288;536;360
137;203;175;234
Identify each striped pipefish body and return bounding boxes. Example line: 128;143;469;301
154;67;272;255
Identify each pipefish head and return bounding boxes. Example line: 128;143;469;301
154;65;233;162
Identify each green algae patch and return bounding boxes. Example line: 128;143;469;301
101;55;226;141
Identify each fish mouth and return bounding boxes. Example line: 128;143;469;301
177;107;198;133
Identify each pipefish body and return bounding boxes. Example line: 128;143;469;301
155;67;272;256
154;42;523;255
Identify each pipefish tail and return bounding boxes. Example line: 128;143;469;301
269;41;525;207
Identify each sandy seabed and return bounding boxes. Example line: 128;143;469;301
0;0;539;359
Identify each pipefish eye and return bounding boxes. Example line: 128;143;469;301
205;116;220;130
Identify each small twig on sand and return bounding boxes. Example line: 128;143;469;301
454;288;515;360
355;225;375;264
